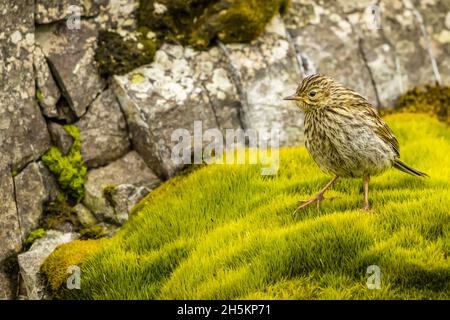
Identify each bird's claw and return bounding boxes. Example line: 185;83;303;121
293;194;339;214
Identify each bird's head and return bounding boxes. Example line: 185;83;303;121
284;74;335;111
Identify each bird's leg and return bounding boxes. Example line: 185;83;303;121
294;176;339;213
363;175;370;211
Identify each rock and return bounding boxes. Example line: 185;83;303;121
34;46;61;118
105;184;152;225
14;162;59;241
83;151;161;225
284;2;379;106
95;0;139;31
0;161;22;299
35;0;100;24
413;0;450;85
47;122;74;155
75;88;130;168
222;16;304;146
36;21;106;118
73;204;98;227
0;0;52;171
17;230;79;300
113;44;241;178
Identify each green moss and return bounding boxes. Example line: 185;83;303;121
41;114;450;299
25;229;46;247
138;0;291;49
41;239;107;298
42;125;87;203
80;225;107;240
385;85;450;124
95;30;157;78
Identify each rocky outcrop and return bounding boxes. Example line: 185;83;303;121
17;231;79;300
75;88;130;168
83;151;161;225
36;21;106;118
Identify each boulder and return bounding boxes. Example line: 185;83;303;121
83;151;161;225
222;16;304;146
34;46;61;118
113;44;242;178
14;162;59;241
36;21;106;118
75;88;130;168
0;0;51;171
35;0;100;24
17;231;79;300
47;122;74;155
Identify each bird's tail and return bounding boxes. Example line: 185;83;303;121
394;159;428;177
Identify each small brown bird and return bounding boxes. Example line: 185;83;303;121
284;74;428;212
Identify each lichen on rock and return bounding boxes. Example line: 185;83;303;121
137;0;291;48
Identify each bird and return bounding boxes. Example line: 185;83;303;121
283;74;428;212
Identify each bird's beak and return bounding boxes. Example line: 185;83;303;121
283;94;301;101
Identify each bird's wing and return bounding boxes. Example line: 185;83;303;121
361;103;400;157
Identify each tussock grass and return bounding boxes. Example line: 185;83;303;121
44;113;450;299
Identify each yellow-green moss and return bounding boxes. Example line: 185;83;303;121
41;239;107;298
385;85;450;124
137;0;291;49
42;125;87;203
24;229;46;247
95;30;157;78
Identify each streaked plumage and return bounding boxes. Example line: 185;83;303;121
284;74;427;211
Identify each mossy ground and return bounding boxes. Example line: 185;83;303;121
43;113;449;299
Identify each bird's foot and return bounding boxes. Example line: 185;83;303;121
363;203;370;212
293;193;338;214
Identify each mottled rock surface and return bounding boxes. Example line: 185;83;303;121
223;16;304;146
14;162;59;241
83;151;161;225
95;0;139;31
114;44;242;178
35;0;100;24
0;0;51;170
75;88;130;168
17;231;79;300
36;21;106;118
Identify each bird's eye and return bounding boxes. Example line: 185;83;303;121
309;91;317;97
